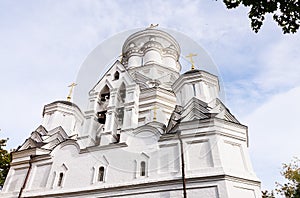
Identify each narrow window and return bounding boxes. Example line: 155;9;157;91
192;84;196;96
116;133;120;143
98;166;105;182
140;161;146;176
57;172;64;187
114;71;120;80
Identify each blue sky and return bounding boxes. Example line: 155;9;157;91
1;1;300;196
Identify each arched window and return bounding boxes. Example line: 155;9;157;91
140;161;146;176
100;85;110;102
114;71;120;80
57;172;64;187
98;166;105;182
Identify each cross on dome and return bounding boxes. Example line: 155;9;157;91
67;82;77;101
186;53;197;70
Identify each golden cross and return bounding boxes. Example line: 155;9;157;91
67;83;77;101
186;53;197;70
153;105;158;121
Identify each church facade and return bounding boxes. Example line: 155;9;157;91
1;28;261;198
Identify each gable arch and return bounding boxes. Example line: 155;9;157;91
91;155;109;184
126;125;161;152
50;139;81;156
133;125;162;137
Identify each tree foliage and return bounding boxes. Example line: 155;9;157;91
221;0;300;34
0;137;11;188
276;158;300;198
262;190;275;198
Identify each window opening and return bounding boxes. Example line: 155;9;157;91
140;161;146;176
116;134;120;143
57;172;64;187
98;166;105;182
100;85;110;102
97;110;107;124
192;84;196;96
114;71;120;80
101;93;110;102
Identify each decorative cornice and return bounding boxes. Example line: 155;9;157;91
21;174;260;198
80;142;128;153
122;28;180;56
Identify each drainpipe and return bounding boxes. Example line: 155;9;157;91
18;155;33;198
178;132;187;198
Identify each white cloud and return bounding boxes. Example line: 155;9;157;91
223;32;300;120
242;86;300;192
255;35;300;91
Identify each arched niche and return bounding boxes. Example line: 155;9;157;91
99;85;110;102
97;85;110;124
118;82;126;103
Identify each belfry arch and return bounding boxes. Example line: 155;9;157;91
97;85;110;124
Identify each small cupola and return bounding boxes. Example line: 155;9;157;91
42;101;84;136
172;69;220;107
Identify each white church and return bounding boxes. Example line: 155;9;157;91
1;27;261;198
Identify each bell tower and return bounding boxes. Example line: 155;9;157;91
120;27;182;127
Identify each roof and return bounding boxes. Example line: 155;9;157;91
183;69;217;78
47;100;80;109
42;100;82;116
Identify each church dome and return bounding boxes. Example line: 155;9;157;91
141;40;163;51
122;28;180;55
121;28;181;72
